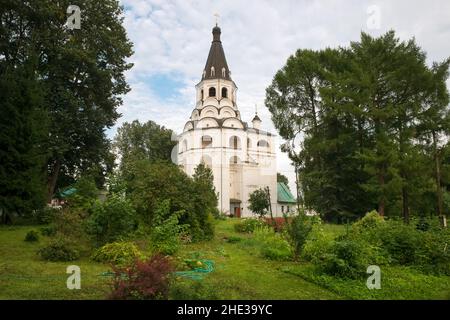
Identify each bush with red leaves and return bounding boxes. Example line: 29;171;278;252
108;255;174;300
264;217;291;232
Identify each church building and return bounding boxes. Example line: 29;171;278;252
177;24;295;217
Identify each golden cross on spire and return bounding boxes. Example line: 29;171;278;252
214;13;220;26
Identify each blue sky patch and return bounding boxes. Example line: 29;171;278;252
141;73;185;101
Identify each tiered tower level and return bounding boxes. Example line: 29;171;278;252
177;25;277;217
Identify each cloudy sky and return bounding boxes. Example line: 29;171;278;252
112;0;450;191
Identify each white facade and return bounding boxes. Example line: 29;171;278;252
177;26;278;217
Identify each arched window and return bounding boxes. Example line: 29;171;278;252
222;67;226;77
209;87;216;97
257;140;270;148
210;66;215;77
182;140;188;152
201;135;213;148
247;138;252;148
201;89;204;100
229;136;241;149
222;87;228;98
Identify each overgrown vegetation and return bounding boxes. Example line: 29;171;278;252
1;219;449;300
38;238;80;262
109;255;174;300
24;230;39;242
234;218;266;233
303;212;450;279
92;241;144;267
148;200;185;255
254;226;292;261
285;214;313;260
85;195;138;246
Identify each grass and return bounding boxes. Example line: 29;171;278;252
0;226;109;299
175;219;340;299
1;219;449;300
282;264;450;300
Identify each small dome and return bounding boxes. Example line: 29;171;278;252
212;26;221;36
212;26;221;42
252;114;261;122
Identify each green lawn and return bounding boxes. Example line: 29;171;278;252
175;219;340;299
1;219;449;300
0;226;109;299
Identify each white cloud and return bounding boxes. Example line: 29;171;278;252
116;0;450;192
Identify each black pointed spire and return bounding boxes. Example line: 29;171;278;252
202;25;231;80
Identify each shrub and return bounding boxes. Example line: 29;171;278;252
264;217;291;232
109;255;174;300
416;229;450;275
318;239;369;279
40;225;57;237
285;215;313;259
33;207;59;225
125;161;215;242
24;230;39;242
377;221;421;265
303;225;335;262
234;219;265;233
92;241;144;267
149;200;185;255
254;226;292;261
85;194;138;245
38;238;80;261
351;210;384;234
53;208;87;242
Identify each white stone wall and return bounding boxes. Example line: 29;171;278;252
177;76;278;217
178;126;277;217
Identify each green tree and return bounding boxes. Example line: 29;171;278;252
0;2;49;220
286;214;313;260
0;65;48;220
277;173;289;188
266;31;450;224
123;160;214;241
114;120;176;174
37;0;133;200
416;60;450;226
348;32;435;222
0;1;133;211
248;188;270;218
85;194;138;245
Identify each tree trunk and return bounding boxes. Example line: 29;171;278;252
399;127;409;224
295;163;302;213
432;130;445;227
46;158;61;203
